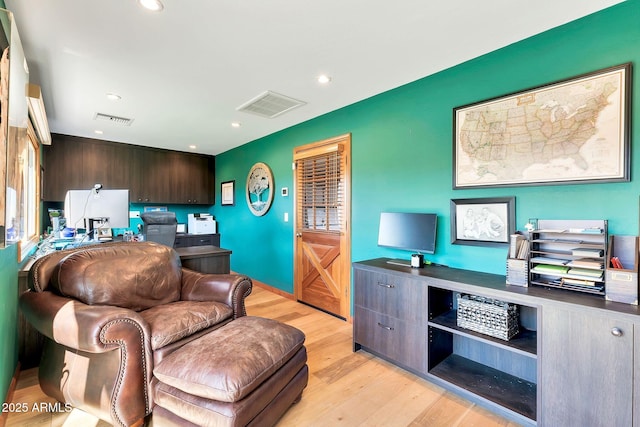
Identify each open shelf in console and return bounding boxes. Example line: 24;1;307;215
427;286;538;423
429;352;536;421
429;310;537;357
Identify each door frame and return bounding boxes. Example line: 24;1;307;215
293;133;352;321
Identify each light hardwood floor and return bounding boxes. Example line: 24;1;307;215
5;285;521;427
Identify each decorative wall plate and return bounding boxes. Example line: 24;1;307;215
246;162;274;216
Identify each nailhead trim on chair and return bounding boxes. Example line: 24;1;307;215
100;318;150;427
233;277;252;319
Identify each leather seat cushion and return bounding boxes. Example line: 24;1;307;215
153;350;308;427
153;316;305;402
51;242;182;311
141;301;233;350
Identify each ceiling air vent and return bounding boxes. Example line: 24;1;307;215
94;112;134;126
237;90;306;118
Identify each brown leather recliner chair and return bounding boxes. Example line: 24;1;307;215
19;241;252;427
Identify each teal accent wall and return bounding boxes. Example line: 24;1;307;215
0;244;18;404
212;1;640;293
0;0;19;406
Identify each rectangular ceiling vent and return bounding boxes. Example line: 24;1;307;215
94;112;134;126
237;90;306;118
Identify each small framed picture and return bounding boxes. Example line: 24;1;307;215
221;180;235;206
450;197;515;247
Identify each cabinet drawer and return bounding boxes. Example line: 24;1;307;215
191;235;214;246
173;236;187;248
173;234;220;248
354;306;426;373
354;269;426;322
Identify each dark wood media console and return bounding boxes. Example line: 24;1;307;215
353;258;640;426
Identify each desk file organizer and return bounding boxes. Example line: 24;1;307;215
606;235;639;305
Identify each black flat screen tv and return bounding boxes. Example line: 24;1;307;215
377;212;437;254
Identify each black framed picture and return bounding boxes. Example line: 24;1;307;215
221;180;235;206
453;63;631;188
450;197;515;247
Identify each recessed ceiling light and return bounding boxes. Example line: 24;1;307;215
189;144;197;150
139;0;164;12
317;74;332;84
106;93;121;101
94;130;104;135
231;122;241;128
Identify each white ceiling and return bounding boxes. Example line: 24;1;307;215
7;0;623;155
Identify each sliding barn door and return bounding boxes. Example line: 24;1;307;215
294;134;351;320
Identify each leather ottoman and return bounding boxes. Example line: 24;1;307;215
151;316;308;427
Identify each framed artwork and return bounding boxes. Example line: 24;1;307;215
246;162;274;216
221;180;235;206
450;197;515;247
453;63;631;188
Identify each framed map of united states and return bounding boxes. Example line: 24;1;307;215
453;63;631;188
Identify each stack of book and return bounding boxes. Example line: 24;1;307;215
509;234;529;260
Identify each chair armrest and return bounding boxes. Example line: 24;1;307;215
180;269;253;318
20;289;153;426
19;290;151;354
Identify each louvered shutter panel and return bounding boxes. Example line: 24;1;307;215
296;146;345;233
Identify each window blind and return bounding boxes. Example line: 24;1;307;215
296;147;345;233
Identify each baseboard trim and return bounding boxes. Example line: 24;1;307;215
252;279;295;300
0;363;21;427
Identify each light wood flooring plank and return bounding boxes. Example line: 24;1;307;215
6;285;521;427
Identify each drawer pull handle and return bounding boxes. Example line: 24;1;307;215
611;327;624;337
377;282;395;289
377;322;394;331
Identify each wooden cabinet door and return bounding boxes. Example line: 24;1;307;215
44;135;214;204
354;306;426;373
353;267;427;373
43;135;85;201
132;148;167;203
183;154;214;204
132;148;214;204
540;305;633;427
354;269;425;323
162;151;213;204
82;140;134;190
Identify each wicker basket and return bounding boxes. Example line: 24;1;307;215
457;294;519;341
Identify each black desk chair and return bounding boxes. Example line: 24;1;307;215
141;211;177;247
